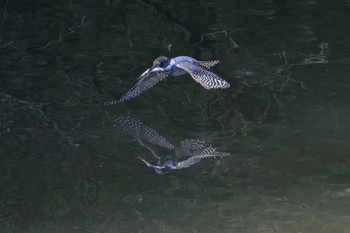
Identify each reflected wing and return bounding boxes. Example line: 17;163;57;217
115;116;175;158
105;71;169;106
181;139;231;158
175;61;230;90
181;139;210;150
175;154;211;168
175;139;230;169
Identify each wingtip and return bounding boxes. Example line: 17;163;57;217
104;99;119;106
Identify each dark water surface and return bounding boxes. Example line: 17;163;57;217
1;0;350;232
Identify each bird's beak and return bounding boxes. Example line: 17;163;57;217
139;67;164;79
139;68;151;78
149;67;164;73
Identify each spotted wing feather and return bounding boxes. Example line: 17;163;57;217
175;153;228;168
181;139;230;158
115;116;175;158
105;72;169;106
175;61;230;90
115;116;175;150
198;60;220;69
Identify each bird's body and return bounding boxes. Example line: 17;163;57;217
105;56;230;105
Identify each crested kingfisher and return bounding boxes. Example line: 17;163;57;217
105;56;230;105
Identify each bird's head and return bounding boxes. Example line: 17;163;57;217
152;56;170;68
163;159;177;169
139;56;170;78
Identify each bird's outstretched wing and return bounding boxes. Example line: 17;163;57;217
198;60;220;69
115;116;175;159
105;71;169;106
175;155;210;169
173;139;230;169
175;61;230;90
181;139;231;158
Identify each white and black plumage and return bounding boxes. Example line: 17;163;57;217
105;56;230;106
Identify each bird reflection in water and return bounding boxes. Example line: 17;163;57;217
115;116;230;174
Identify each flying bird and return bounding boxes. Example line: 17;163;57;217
105;56;230;105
